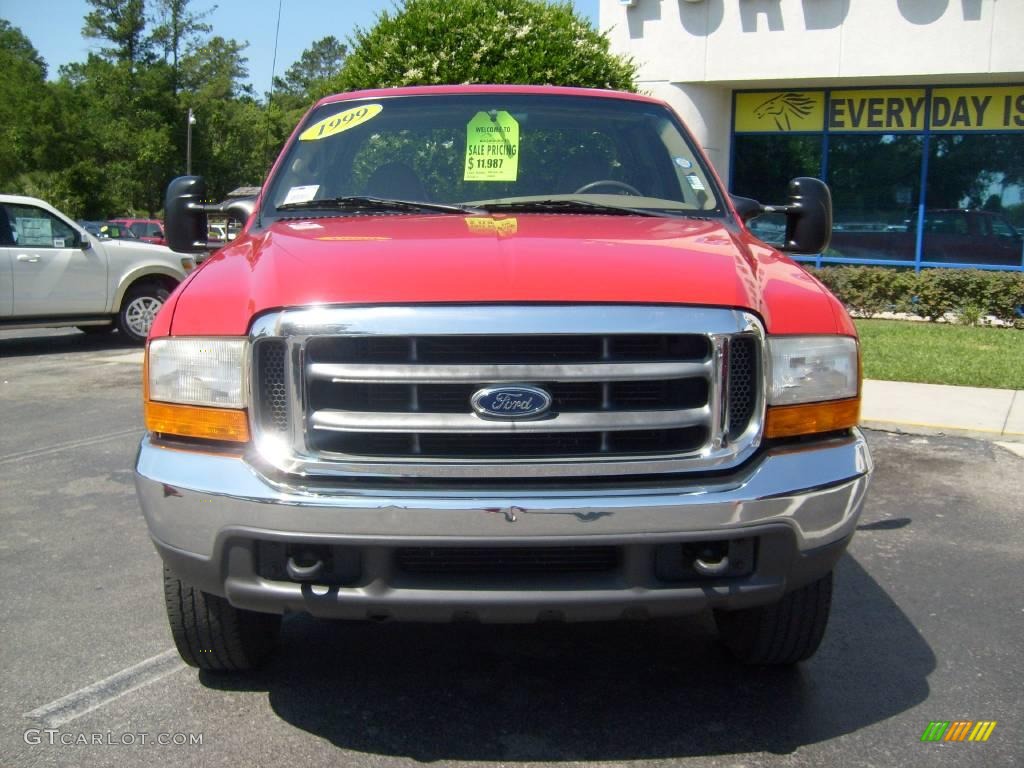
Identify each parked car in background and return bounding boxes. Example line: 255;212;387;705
98;222;141;240
208;222;228;243
829;209;1023;265
76;220;106;237
0;195;195;342
109;217;166;245
207;221;240;242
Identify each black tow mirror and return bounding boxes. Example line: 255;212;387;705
735;177;833;255
165;176;210;254
222;197;256;225
166;176;257;253
777;177;832;254
730;195;764;223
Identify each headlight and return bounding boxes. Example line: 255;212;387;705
148;338;248;406
145;338;250;442
767;336;859;406
764;335;860;439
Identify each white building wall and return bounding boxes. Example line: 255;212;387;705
601;0;1024;181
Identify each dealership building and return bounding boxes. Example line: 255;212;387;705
600;0;1024;269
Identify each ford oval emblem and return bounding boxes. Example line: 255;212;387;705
471;385;552;420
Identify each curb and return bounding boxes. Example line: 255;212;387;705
861;380;1024;446
862;420;1024;446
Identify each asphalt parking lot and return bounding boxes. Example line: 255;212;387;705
1;328;1022;768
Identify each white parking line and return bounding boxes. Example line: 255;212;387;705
24;649;185;728
996;441;1024;460
93;351;145;365
0;427;142;465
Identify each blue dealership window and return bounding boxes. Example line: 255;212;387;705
730;85;1024;272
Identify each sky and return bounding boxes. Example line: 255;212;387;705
1;0;601;94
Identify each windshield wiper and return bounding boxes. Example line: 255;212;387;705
277;195;482;215
477;199;663;217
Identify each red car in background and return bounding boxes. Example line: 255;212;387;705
109;217;165;245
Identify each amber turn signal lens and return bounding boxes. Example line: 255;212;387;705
145;401;251;443
764;398;860;439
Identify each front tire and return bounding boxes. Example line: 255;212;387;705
714;571;833;665
163;568;281;672
118;282;171;343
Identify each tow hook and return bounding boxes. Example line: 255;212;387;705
693;544;732;577
286;550;326;581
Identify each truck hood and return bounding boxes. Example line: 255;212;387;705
167;214;847;336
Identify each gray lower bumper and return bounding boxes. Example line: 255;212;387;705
135;430;872;621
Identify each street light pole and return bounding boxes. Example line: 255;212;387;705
186;108;196;175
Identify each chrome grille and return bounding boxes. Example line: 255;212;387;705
249;306;765;479
305;333;712;459
311;379;707;413
312;334;710;364
324;428;706;458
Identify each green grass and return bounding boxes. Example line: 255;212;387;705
855;319;1024;390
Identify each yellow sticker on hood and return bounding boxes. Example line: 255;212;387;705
465;217;518;237
299;104;383;141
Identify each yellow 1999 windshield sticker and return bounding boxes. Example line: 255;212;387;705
465;111;519;182
299;104;383;141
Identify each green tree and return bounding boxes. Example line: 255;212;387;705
0;20;50;186
265;36;348;165
180;35;250;99
927;134;1024;211
52;54;177;215
274;35;346;102
2;6;273;217
329;0;636;93
733;135;822;201
149;0;214;92
179;36;268;195
0;18;45;74
82;0;150;66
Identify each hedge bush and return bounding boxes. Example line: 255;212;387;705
812;266;1024;327
328;0;638;93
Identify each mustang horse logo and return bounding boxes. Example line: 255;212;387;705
753;93;817;130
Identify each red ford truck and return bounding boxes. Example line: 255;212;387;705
135;85;872;671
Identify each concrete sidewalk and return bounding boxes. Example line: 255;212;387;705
861;379;1024;451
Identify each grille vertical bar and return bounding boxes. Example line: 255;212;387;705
727;336;758;440
256;340;289;434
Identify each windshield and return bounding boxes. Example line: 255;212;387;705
261;93;722;223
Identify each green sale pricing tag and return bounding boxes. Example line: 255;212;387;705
464;111;520;182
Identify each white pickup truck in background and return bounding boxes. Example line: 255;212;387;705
0;195;195;342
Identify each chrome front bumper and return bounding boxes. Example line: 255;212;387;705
135;429;872;621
